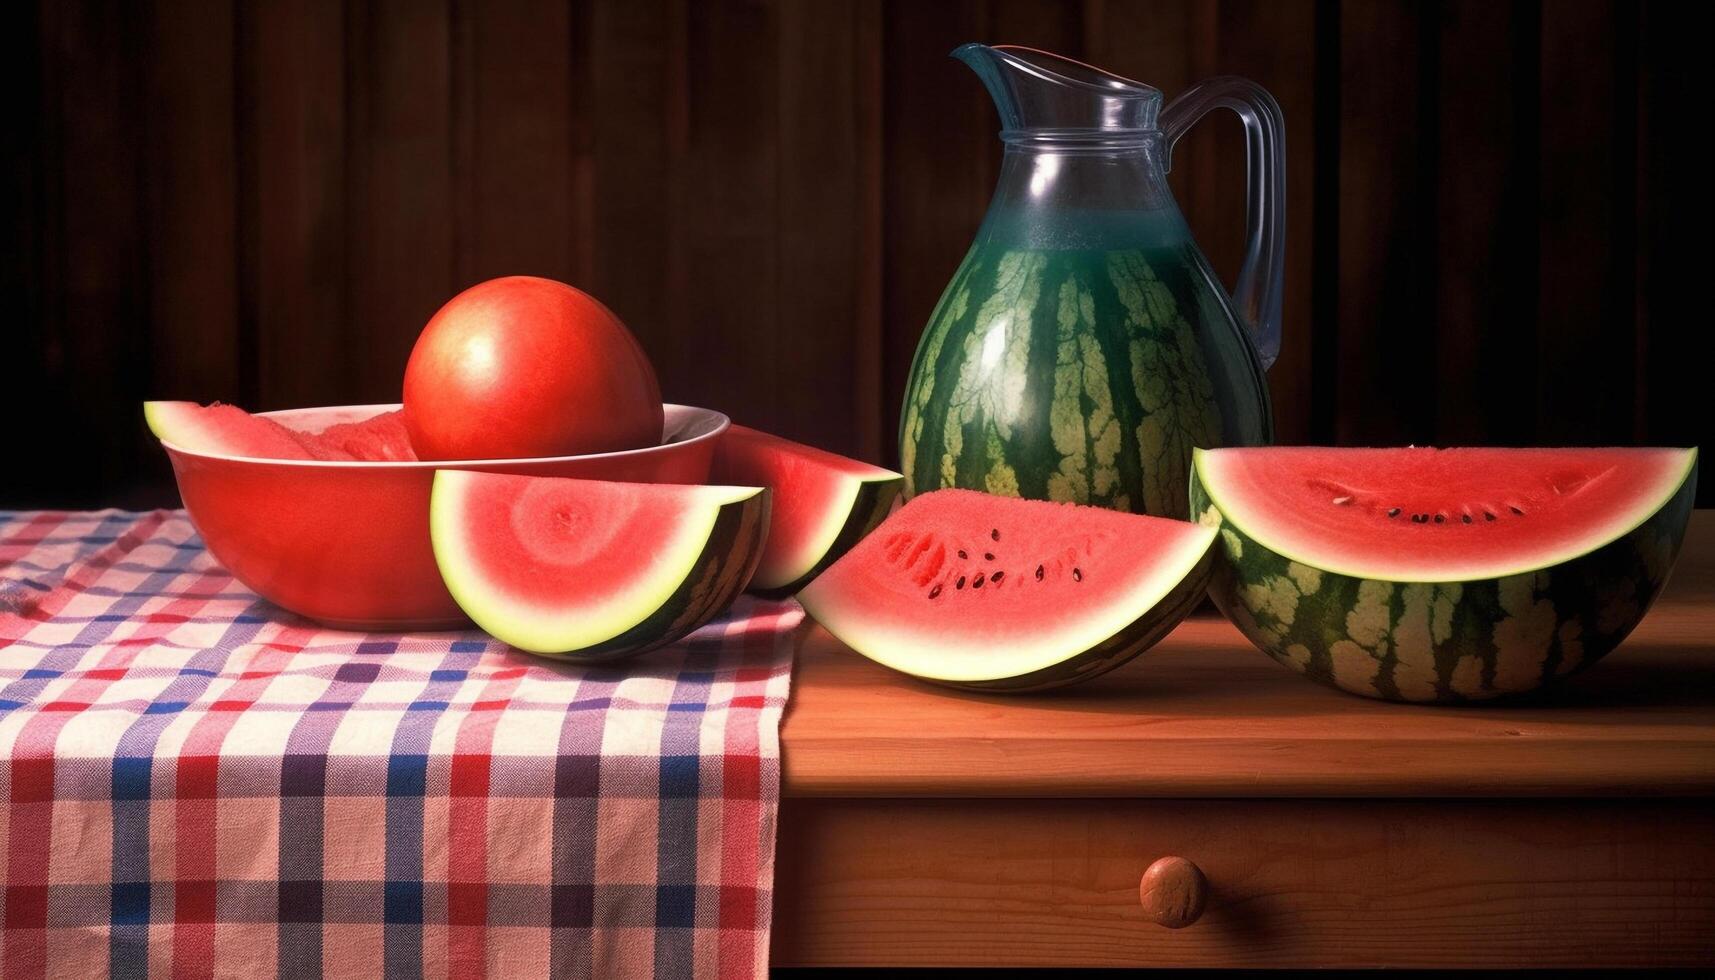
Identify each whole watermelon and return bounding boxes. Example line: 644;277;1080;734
900;240;1271;519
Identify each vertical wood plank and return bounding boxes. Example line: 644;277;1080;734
852;0;886;462
1180;0;1242;289
346;0;454;403
243;0;349;410
669;0;782;431
452;0;577;287
144;0;241;406
1537;0;1636;445
39;0;149;502
1636;0;1711;502
880;0;991;468
1434;0;1538;445
1194;0;1319;443
586;0;675;382
1308;0;1340;445
1336;0;1437;444
1;1;1704;506
2;0;50;504
776;0;868;455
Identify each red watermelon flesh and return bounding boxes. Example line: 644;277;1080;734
712;424;902;595
798;489;1216;688
1194;446;1696;581
430;471;768;656
144;401;344;460
311;410;418;461
145;401;422;462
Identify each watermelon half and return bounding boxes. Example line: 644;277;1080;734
797;489;1217;692
713;424;903;596
430;471;767;660
1190;446;1698;702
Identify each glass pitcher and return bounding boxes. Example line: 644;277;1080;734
899;44;1283;519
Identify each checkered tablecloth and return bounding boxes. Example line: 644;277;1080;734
0;510;802;979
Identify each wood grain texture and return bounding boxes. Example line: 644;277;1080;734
8;0;1712;507
346;0;454;405
144;0;241;407
1434;0;1537;445
779;512;1715;798
243;0;349;411
1537;0;1636;446
1636;0;1711;453
1335;0;1435;444
771;797;1715;967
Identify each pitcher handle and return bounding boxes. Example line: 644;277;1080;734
1161;77;1285;370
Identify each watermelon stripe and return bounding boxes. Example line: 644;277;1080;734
1191;457;1698;702
899;240;1271;520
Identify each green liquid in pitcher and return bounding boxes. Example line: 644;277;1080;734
900;208;1272;519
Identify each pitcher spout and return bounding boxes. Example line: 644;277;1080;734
952;43;1163;137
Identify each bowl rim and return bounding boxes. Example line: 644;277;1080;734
156;402;730;469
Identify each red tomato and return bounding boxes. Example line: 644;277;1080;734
403;276;663;460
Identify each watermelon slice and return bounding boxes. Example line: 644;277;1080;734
311;410;418;461
430;471;768;659
145;401;419;462
712;424;903;596
144;400;345;460
797;489;1217;692
1190;446;1699;702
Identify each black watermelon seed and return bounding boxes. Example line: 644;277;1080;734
1035;564;1045;580
972;573;986;588
1411;514;1425;523
1072;568;1083;582
1387;507;1401;518
991;528;1000;541
1484;511;1496;521
955;576;965;590
1462;513;1472;524
928;584;942;599
983;552;994;561
991;570;1005;583
1509;505;1525;515
1434;514;1445;524
957;550;967;559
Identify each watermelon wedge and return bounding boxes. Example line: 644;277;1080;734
145;401;418;462
145;400;343;460
798;489;1217;692
713;425;903;596
430;471;768;660
312;410;418;461
1190;446;1698;702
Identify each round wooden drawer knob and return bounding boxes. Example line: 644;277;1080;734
1138;856;1208;928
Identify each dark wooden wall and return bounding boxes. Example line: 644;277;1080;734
3;0;1709;508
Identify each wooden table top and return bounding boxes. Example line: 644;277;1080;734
780;512;1715;799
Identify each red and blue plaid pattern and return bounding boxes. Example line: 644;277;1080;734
0;510;800;978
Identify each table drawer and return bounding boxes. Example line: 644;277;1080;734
771;798;1715;968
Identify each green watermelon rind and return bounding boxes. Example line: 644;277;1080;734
897;245;1271;521
749;474;901;599
1189;449;1699;703
800;520;1218;693
430;472;769;662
